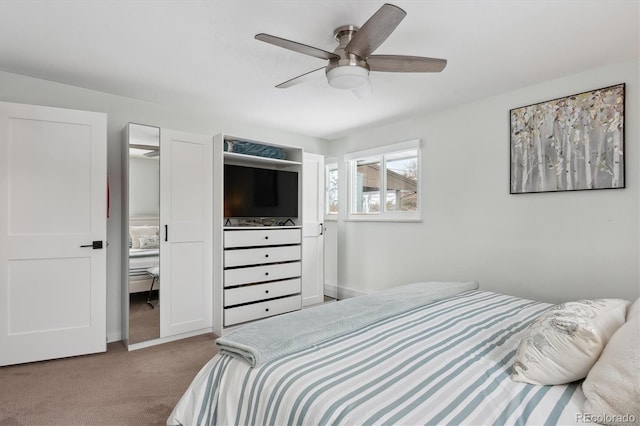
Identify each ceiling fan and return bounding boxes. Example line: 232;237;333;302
255;3;447;98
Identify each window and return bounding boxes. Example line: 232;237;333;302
353;156;381;214
325;162;338;217
346;140;420;221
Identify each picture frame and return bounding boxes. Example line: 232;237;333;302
510;83;625;194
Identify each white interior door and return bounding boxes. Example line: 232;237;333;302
160;129;212;337
302;152;324;306
0;102;107;366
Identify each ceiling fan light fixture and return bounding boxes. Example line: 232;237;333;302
326;66;370;90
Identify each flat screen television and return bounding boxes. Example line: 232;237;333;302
224;164;299;218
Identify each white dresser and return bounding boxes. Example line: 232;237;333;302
223;228;302;327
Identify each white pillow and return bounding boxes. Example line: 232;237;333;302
511;299;629;385
582;298;639;425
138;234;160;249
129;225;158;249
629;298;639;319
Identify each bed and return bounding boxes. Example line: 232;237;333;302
168;282;636;426
128;217;160;294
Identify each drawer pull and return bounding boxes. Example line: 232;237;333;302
265;308;269;312
265;236;269;240
265;254;269;258
265;290;269;293
265;272;269;276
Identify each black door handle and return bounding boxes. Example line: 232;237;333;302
165;225;168;242
80;241;103;249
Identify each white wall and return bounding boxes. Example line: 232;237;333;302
0;70;328;341
331;59;639;304
129;156;159;217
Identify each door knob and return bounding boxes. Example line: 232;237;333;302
80;240;103;249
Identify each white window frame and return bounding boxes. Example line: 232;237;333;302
325;162;338;220
345;139;421;222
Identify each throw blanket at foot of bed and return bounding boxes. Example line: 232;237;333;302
215;280;479;367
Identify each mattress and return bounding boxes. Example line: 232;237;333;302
129;248;159;277
168;290;585;425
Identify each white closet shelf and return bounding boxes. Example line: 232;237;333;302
223;151;301;166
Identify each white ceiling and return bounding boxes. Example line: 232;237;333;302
0;0;638;140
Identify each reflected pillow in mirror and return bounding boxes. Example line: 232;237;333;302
138;234;160;249
511;299;629;385
129;225;158;249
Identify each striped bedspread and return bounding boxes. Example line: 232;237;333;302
168;290;585;425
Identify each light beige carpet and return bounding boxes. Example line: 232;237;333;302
129;292;160;344
0;333;218;426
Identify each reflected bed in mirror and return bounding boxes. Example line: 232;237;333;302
128;216;159;344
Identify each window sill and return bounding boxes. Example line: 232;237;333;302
345;216;422;223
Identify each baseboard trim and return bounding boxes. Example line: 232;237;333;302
125;327;213;351
324;283;368;300
107;332;122;343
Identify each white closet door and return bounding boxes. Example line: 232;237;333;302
0;102;106;366
160;129;212;337
302;152;325;306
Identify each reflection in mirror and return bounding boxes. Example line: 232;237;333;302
128;124;160;344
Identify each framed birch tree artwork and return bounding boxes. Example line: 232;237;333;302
510;84;625;194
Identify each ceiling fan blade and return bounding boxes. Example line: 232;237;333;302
367;55;447;72
276;67;326;88
345;3;406;58
255;33;339;60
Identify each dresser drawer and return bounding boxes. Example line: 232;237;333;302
224;245;301;268
224;295;301;326
224;262;301;287
224;228;301;248
224;278;301;307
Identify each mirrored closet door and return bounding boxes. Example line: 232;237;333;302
123;123;213;349
123;123;161;345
